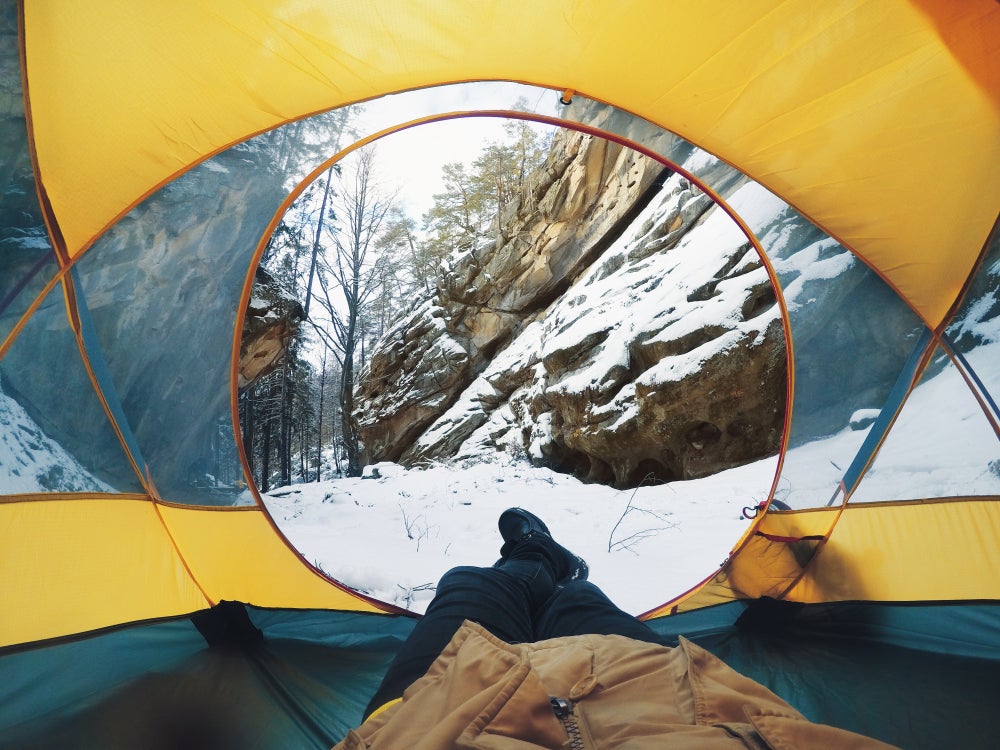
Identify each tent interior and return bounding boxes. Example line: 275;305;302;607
2;1;999;748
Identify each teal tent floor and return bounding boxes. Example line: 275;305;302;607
2;601;998;749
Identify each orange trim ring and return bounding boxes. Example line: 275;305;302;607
232;108;798;616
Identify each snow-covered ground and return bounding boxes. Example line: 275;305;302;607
262;453;774;615
264;452;775;613
0;383;114;494
263;341;1000;616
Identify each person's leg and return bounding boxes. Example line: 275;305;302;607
363;559;553;718
364;507;599;718
534;580;670;646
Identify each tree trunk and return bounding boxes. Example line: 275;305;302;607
241;385;256;480
279;357;292;487
299;410;306;482
303;167;334;320
331;397;342;477
340;332;362;477
260;420;271;493
316;355;326;482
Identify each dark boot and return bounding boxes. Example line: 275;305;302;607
495;508;588;584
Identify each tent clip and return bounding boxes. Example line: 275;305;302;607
559;88;575;106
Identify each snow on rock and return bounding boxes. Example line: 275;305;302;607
239;267;305;390
849;409;881;430
0;386;114;493
426;164;786;489
356;115;788;489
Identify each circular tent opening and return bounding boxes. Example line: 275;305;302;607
241;93;788;615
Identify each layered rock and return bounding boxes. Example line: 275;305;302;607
396;175;785;487
239;267;304;391
355;108;788;488
357;108;675;469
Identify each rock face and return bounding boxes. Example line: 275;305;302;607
239;267;304;392
355;109;787;488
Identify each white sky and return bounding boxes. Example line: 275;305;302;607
343;82;563;221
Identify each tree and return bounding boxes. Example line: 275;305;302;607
311;148;397;477
314;350;330;481
242;106;556;489
242;108;360;488
422;161;490;256
418;113;553;278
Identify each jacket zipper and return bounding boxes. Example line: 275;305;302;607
550;697;585;750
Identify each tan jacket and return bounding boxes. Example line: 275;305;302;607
335;620;897;749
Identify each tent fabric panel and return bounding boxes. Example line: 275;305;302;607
4;601;998;750
0;616;206;744
837;327;934;498
783;498;1000;603
764;232;926;508
0;606;412;750
70;267;147;484
648;599;1000;662
656;497;1000;615
648;600;1000;750
848;342;1000;503
653;529;824;616
0;497;209;648
645;511;834;616
22;1;1000;326
0;278;146;493
71;136;288;507
689;603;1000;750
156;504;385;614
0;0;56;346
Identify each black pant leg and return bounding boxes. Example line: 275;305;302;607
363;562;550;717
534;580;670;645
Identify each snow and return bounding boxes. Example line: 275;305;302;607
525;171;777;404
3;230;52;252
0;387;114;493
950;290;1000;343
263;453;766;615
848;342;1000;502
639;329;744;385
426;334;468;359
264;339;1000;615
773;240;856;311
849;409;881;430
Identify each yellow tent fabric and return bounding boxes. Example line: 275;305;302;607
646;497;1000;619
5;0;999;652
23;0;1000;328
0;497;382;647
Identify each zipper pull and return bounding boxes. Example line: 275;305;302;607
550;696;572;718
550;697;585;749
549;697;573;719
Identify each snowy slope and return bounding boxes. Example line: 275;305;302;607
263;454;768;615
264;339;1000;616
0;386;113;493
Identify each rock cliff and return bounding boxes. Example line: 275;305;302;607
239;267;304;392
355;110;787;488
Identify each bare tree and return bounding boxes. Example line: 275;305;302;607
312;148;397;476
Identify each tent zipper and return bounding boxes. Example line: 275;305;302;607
550;697;585;749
